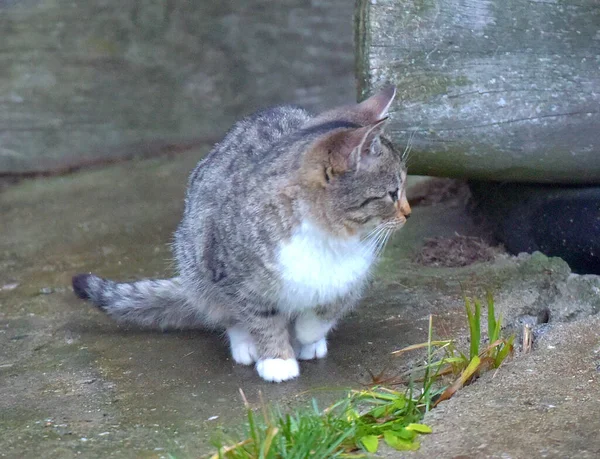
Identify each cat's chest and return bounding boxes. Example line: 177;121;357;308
277;222;373;311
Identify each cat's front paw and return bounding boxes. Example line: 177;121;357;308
256;358;300;382
297;338;328;360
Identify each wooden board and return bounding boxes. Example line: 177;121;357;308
356;0;600;183
0;0;354;174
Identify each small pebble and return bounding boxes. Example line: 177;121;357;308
1;283;19;291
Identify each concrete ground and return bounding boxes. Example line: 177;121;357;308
1;149;599;458
396;316;600;459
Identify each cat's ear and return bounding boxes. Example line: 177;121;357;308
356;85;396;123
307;85;396;128
303;119;387;186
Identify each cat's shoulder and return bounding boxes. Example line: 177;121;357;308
240;105;311;134
214;105;311;154
186;105;311;188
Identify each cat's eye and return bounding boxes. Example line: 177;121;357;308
359;194;386;207
389;188;399;202
324;166;333;183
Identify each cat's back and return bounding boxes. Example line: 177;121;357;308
188;105;311;189
174;104;311;291
176;105;310;263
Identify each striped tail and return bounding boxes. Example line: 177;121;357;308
72;274;202;329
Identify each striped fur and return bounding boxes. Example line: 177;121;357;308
72;86;411;382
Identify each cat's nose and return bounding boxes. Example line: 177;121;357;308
399;198;411;219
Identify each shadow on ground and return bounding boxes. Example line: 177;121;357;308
1;151;599;458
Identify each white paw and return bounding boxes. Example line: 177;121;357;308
227;326;257;365
295;313;333;345
231;340;258;365
256;358;300;383
297;338;328;360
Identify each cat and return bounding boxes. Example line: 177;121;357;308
72;85;411;382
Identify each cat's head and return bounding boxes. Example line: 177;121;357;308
298;86;411;238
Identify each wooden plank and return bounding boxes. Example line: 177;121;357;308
0;0;354;173
356;0;600;183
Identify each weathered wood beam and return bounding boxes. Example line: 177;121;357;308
356;0;600;183
0;0;354;174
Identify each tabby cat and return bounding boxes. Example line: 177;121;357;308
72;86;411;382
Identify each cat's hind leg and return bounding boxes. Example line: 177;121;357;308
293;310;335;360
227;325;258;365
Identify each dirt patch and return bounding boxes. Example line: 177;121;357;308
407;178;470;207
414;235;501;267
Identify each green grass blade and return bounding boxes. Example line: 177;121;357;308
486;291;497;342
422;315;434;411
461;355;482;385
464;296;473;325
246;408;259;454
383;431;420;451
474;299;481;356
360;435;379;453
405;423;432;434
494;335;515;368
493;313;503;350
258;426;278;459
391;340;453;355
465;297;481;360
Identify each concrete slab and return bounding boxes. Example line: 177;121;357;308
390;317;600;459
1;152;599;457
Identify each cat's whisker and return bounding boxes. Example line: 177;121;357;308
378;229;393;257
372;233;388;258
371;227;393;259
402;127;419;165
364;235;384;256
382;230;394;253
376;223;394;256
362;224;388;253
368;225;391;251
362;231;381;247
363;232;384;256
402;132;414;164
364;223;387;240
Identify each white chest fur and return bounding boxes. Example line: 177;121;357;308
277;221;374;311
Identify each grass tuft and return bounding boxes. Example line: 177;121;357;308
210;386;431;458
394;291;514;407
209;292;513;458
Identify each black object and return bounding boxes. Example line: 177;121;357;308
470;182;600;275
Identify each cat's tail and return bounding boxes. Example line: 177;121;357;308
72;273;202;329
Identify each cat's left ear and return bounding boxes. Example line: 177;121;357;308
303;118;388;186
306;85;396;128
